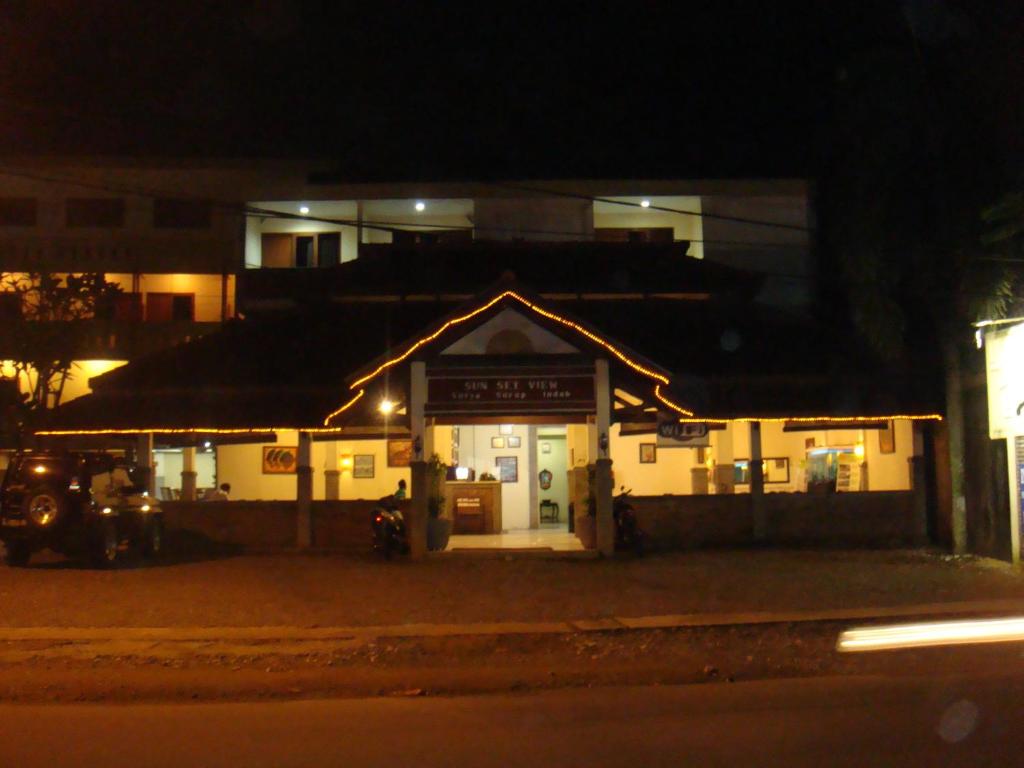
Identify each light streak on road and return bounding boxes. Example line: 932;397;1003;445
837;617;1024;652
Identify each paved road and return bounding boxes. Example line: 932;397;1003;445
2;675;1022;766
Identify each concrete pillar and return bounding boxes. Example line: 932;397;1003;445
135;432;155;497
527;425;539;529
296;431;313;548
713;424;735;494
595;458;615;556
408;361;429;559
324;441;340;500
749;421;766;540
181;446;197;501
408;460;428;559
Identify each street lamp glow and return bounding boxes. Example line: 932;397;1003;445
640;199;651;208
379;399;395;415
299;205;310;215
414;201;426;212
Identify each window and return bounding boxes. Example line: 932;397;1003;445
317;232;341;267
0;198;37;227
153;198;212;229
66;198;125;227
145;293;194;323
112;293;143;322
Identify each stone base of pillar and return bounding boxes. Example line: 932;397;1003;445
691;467;710;495
181;470;197;501
408;461;428;560
713;464;735;495
297;466;314;548
324;470;340;501
595;458;614;556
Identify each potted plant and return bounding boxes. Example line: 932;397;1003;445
425;453;451;551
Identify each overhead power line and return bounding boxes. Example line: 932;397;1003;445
489;182;814;233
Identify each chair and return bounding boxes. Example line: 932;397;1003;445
539;499;560;523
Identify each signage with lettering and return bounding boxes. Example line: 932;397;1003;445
426;374;595;414
656;419;710;448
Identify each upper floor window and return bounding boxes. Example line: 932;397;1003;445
66;198;125;228
153;198;212;229
145;293;194;323
0;198;37;227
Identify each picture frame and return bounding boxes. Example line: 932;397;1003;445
387;439;413;468
353;454;375;479
639;443;657;464
490;436;505;449
495;456;518;483
262;446;298;474
499;424;513;436
541;441;551;454
507;435;522;448
878;420;896;454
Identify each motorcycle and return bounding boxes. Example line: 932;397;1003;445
613;486;645;555
372;495;409;559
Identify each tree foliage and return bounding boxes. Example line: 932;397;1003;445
0;272;122;422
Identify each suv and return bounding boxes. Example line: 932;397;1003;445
0;450;164;567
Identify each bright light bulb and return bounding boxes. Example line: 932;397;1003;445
640;199;651;208
414;201;426;212
379;399;395;415
299;205;310;215
854;443;865;459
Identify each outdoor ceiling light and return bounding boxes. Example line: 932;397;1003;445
378;399;395;415
640;199;651;208
299;205;310;215
32;465;46;474
339;455;353;470
414;201;426;212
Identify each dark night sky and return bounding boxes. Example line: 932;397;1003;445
0;0;1021;181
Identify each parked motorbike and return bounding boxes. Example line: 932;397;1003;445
613;486;645;555
372;495;409;559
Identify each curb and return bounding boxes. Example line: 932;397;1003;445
2;598;1023;644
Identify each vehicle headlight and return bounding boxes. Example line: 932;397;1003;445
101;507;113;516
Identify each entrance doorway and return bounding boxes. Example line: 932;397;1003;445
446;422;572;536
536;428;569;532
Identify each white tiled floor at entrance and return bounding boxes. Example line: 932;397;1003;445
447;531;584;551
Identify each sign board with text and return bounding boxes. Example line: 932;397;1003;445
656;419;710;448
426;373;595;415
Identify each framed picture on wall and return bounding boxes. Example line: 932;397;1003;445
353;454;375;479
262;446;298;474
507;435;522;448
490;436;505;449
499;424;513;436
879;420;896;454
496;456;518;483
639;443;657;464
387;439;413;467
541;441;551;454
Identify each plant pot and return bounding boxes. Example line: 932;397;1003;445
574;514;597;550
427;517;452;552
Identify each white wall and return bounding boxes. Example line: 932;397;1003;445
333;439;411;500
610;424;698;495
593;197;704;259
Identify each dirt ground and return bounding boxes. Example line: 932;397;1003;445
0;547;1021;628
3;619;1023;703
